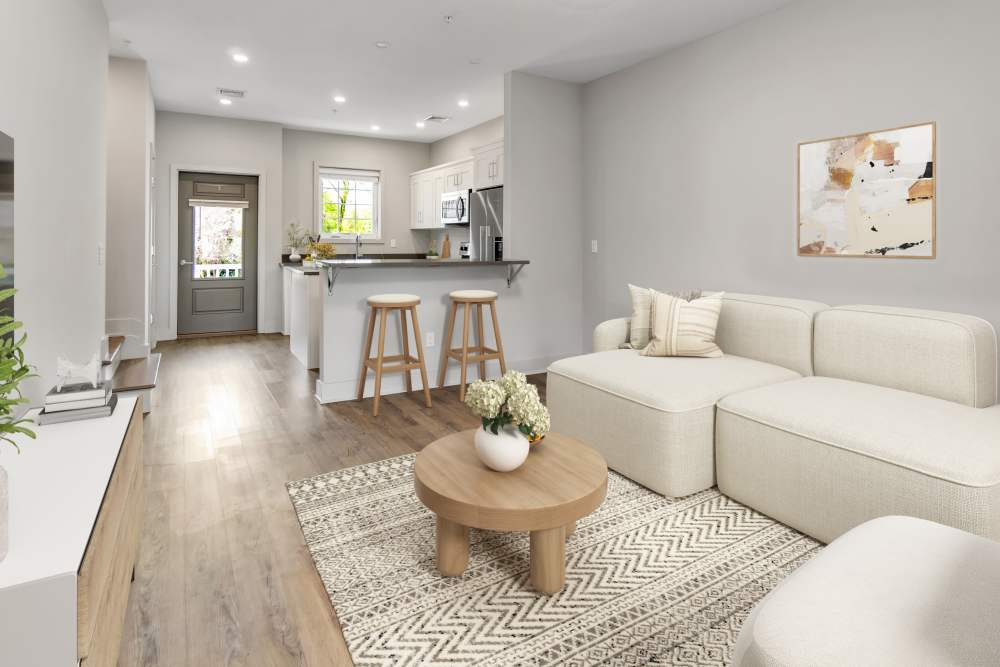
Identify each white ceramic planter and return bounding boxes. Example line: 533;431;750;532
474;425;530;472
0;465;7;563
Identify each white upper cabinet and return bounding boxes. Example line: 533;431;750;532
442;159;473;192
472;140;504;190
410;158;476;230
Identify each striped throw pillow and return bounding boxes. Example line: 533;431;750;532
641;291;724;358
626;285;704;349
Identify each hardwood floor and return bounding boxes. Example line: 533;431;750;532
116;333;546;667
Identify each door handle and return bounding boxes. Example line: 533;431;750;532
179;259;193;266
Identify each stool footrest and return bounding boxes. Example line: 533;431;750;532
447;347;500;364
364;355;422;373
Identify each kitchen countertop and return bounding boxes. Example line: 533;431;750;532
318;258;529;268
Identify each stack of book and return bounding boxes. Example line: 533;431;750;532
38;382;117;425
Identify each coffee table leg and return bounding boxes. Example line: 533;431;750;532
530;526;566;594
436;516;469;576
565;521;576;539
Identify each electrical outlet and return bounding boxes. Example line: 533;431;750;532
97;243;105;266
389;238;397;248
591;240;599;253
426;331;435;347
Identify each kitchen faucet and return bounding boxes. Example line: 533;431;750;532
355;234;363;259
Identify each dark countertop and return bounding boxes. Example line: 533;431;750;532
318;258;529;269
280;262;320;275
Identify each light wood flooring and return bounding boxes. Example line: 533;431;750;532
116;333;546;666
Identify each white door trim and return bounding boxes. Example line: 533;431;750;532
166;163;267;340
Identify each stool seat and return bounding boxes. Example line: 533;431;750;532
368;293;420;306
449;289;498;302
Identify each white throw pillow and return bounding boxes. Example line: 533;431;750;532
641;291;724;358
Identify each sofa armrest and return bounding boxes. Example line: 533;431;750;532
593;317;631;352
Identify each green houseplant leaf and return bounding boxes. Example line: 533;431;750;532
0;264;35;453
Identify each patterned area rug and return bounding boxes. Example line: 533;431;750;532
287;455;821;666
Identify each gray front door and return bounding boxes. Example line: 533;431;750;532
177;172;258;335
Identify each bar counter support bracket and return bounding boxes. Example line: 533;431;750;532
324;265;341;295
506;263;524;288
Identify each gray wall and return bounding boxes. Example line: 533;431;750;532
429;116;504;165
0;0;109;405
282;128;430;254
505;72;586;353
106;57;155;357
582;0;1000;333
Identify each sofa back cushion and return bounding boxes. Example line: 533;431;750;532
715;293;828;376
814;305;998;407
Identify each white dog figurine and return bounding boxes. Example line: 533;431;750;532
55;353;101;391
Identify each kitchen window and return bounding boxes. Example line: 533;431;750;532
317;166;381;239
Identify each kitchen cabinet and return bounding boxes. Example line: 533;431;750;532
442;159;473;192
410;172;439;229
473;141;504;189
410;160;472;230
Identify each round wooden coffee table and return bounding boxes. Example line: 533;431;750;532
414;430;608;594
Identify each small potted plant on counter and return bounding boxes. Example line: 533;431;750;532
285;222;310;262
426;239;440;261
464;371;550;472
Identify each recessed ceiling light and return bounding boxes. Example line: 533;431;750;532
232;52;249;64
371;125;380;131
415;121;426;129
219;98;233;106
333;95;346;104
457;99;470;108
443;15;455;24
374;41;390;49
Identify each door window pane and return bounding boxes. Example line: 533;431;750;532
193;205;244;279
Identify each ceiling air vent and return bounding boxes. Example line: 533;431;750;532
423;115;451;124
217;87;246;99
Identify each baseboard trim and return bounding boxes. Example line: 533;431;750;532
314;354;567;404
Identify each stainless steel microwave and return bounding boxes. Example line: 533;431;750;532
441;190;469;225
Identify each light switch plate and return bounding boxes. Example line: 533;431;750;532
426;331;435;347
389;239;397;248
591;240;598;253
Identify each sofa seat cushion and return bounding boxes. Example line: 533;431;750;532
734;516;1000;667
716;376;1000;541
548;349;800;414
547;350;799;497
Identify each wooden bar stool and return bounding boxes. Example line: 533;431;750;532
438;289;507;400
357;293;432;416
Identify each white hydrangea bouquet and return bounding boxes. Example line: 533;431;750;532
465;370;550;442
464;371;551;472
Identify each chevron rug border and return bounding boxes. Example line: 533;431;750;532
287;454;821;666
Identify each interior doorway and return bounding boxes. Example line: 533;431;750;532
177;172;258;336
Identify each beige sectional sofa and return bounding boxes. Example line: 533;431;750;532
548;293;1000;542
547;293;827;497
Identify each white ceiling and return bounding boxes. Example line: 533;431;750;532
103;0;791;143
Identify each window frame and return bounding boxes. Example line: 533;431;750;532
315;165;382;241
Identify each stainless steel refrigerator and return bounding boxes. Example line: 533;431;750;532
468;186;503;261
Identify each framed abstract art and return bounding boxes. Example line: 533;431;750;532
798;122;935;258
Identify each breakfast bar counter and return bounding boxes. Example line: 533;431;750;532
313;258;531;404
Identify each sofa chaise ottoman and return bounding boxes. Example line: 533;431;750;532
717;305;1000;542
733;516;1000;666
547;293;827;497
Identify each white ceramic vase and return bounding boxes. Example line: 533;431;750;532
0;465;7;563
474;425;530;472
288;249;302;262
